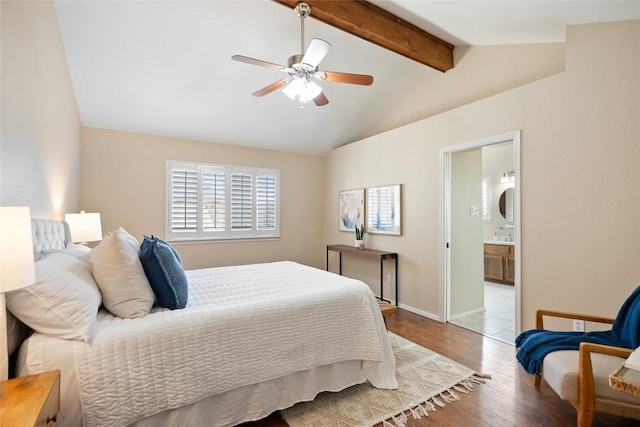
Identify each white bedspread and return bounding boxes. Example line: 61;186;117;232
49;261;395;427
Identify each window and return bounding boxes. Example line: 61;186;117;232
366;184;401;235
167;161;279;241
482;177;491;222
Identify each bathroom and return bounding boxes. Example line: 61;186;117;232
450;143;516;343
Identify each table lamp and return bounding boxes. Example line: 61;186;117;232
0;207;36;395
65;210;102;244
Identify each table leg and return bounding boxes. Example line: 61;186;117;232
380;258;384;302
326;247;329;271
395;256;398;306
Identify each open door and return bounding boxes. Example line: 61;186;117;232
448;149;485;319
441;132;521;343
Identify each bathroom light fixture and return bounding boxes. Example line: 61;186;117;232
65;210;103;244
500;170;515;184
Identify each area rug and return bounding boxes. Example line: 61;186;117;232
281;333;490;427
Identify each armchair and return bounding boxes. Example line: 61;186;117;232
534;309;640;426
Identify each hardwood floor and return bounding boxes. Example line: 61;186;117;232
242;308;639;426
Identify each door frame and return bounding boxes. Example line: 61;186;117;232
440;131;521;335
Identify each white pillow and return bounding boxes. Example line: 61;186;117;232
42;244;91;261
6;310;29;355
66;243;92;252
5;252;101;342
90;227;154;318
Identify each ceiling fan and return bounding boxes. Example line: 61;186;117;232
231;2;373;108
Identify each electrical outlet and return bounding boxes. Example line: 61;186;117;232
573;319;585;332
386;273;392;283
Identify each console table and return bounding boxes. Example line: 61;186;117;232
326;244;398;306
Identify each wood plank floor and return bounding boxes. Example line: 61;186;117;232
242;308;640;426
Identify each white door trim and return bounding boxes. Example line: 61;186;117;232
439;131;522;335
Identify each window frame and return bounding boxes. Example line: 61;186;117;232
482;177;492;223
366;184;402;235
166;161;280;242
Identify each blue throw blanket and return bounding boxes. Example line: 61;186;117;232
515;286;640;375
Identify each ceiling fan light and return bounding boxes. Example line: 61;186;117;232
299;80;322;102
283;78;304;100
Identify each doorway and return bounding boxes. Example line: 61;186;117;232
441;132;521;344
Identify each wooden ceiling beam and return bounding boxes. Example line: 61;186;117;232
272;0;454;72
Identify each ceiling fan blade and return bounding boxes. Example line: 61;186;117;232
313;92;329;106
301;38;331;68
252;79;288;97
232;55;284;71
321;71;374;86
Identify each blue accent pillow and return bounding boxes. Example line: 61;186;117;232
139;236;188;309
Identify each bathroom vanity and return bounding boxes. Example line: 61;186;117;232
484;242;515;285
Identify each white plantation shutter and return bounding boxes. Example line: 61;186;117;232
482;177;491;222
367;186;400;232
171;164;198;233
231;173;252;230
202;168;226;231
167;161;279;240
256;175;276;230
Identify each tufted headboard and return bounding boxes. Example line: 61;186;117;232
31;219;72;261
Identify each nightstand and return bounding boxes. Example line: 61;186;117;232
0;370;60;426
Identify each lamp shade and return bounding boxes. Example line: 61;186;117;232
283;78;305;100
299;80;322;102
0;207;36;292
65;211;103;243
283;78;322;103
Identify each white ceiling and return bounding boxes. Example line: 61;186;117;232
53;1;640;156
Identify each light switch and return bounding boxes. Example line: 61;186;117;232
470;205;479;216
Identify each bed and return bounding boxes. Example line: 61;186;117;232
9;219;396;427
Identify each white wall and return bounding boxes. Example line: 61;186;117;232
366;43;566;137
325;20;640;329
1;1;81;217
80;128;325;270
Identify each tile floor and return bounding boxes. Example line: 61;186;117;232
450;282;515;344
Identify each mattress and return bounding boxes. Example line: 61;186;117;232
18;261;396;427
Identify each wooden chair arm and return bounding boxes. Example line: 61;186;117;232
577;343;633;426
580;342;633;359
536;309;615;329
532;309;616;391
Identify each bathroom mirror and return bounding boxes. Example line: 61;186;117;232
499;188;514;223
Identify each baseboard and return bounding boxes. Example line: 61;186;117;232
450;307;485;320
397;303;442;322
391;302;483;323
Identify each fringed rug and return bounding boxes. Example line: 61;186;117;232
281;332;490;427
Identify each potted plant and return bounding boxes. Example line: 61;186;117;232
355;223;365;249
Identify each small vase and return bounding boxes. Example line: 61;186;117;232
355;239;365;249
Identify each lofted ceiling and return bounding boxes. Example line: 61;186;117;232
53;1;640;156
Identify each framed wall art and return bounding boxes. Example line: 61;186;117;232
338;188;365;232
366;184;401;235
